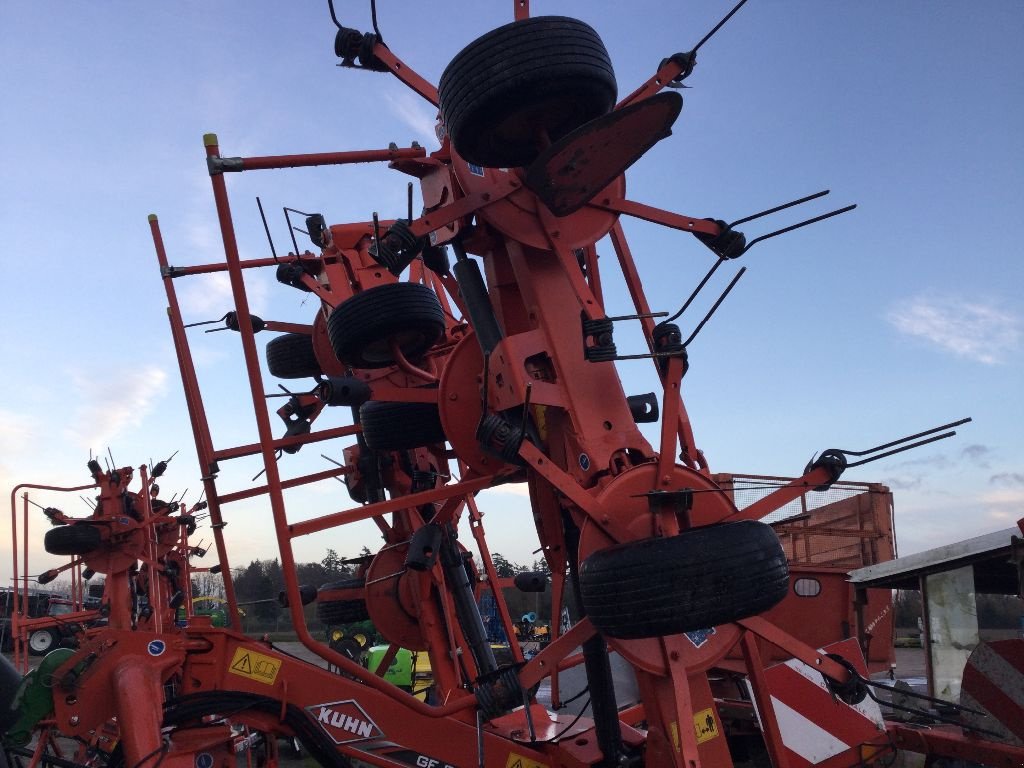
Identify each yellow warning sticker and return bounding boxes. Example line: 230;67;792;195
505;753;549;768
228;647;281;686
693;707;720;744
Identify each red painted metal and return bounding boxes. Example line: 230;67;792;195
740;633;792;768
236;146;427;172
594;196;723;237
364;44;440;107
889;722;1024;767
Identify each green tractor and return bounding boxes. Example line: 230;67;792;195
2;648;76;749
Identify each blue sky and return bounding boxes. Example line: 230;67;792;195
1;2;1021;586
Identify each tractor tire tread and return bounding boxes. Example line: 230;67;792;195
438;16;616;168
359;401;446;450
327;283;445;369
44;524;102;556
266;333;322;379
579;521;789;639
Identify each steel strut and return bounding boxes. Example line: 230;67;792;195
150;215;242;630
564;516;624;767
440;523;499;679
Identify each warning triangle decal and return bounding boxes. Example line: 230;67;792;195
231;653;252;674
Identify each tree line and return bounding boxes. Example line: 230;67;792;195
894;589;1022;629
219;547;370;632
207;548;562;633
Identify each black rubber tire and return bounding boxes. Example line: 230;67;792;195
266;333;322;379
438;16;617;168
44;524;102;556
316;578;370;625
579;521;789;639
27;628;61;656
359;401;446;450
327;283;445;369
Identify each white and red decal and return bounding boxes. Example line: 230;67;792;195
960;639;1024;746
306;700;384;744
748;638;884;767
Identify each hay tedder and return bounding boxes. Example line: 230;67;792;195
6;1;1020;767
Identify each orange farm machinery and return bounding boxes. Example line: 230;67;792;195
5;2;1020;768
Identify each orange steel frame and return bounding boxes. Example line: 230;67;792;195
130;44;880;768
8;483;98;673
19;19;879;768
13;5;1008;768
7;470;213;669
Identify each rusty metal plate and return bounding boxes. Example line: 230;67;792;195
525;91;682;217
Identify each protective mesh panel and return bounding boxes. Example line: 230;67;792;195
713;474;895;568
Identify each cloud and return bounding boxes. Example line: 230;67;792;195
184;219;221;260
178;271;270;319
0;408;32;453
960;444;992;468
383;90;440;150
62;365;169;451
976;486;1024;526
884;452;951;471
887;294;1021;364
881;474;922;491
0;410;34;541
481;482;532;499
0;409;103;584
893;487;1023;555
990;472;1024;487
980;488;1024;505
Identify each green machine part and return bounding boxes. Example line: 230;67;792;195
365;645;413;690
3;649;75;746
